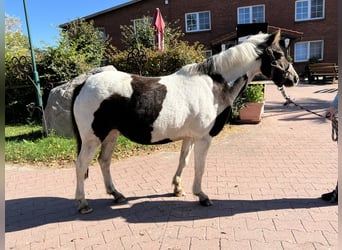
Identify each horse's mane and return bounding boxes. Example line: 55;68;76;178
181;33;269;81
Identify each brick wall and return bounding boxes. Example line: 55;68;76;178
86;0;338;75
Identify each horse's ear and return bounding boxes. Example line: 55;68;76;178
266;30;281;46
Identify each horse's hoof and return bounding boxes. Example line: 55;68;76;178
174;191;186;197
199;198;213;206
114;195;126;203
79;206;93;214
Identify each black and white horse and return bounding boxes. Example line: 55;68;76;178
72;30;298;214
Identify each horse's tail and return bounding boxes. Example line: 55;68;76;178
71;82;86;156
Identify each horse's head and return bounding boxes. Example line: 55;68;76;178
256;30;299;87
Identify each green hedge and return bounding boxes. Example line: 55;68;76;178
109;41;205;76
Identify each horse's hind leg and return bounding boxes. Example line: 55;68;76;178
193;135;213;206
75;139;100;214
98;130;126;203
172;138;194;197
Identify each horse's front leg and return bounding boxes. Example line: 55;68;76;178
193;135;213;206
172;138;194;197
98;130;126;203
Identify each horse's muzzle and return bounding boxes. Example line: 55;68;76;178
284;64;299;87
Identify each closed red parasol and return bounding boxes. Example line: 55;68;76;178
152;8;165;51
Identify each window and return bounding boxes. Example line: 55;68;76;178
133;18;151;34
238;5;265;24
185;11;211;32
295;0;324;21
97;27;107;41
202;50;212;59
294;41;324;62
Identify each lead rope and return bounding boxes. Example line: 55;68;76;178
278;86;338;142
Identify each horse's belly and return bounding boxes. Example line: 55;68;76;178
150;78;218;142
150;115;214;143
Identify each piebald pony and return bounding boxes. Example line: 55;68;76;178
72;30;299;214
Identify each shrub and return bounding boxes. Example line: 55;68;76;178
5;18;110;124
108;17;205;76
232;83;265;118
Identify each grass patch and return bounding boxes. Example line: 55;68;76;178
5;125;76;165
5;124;158;166
5;123;242;167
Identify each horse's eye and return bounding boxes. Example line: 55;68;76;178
273;51;283;59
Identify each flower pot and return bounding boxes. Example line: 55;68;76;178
239;102;264;123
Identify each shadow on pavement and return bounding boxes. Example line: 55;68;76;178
6;194;336;232
264;98;331;124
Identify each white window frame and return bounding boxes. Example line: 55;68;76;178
97;27;107;41
237;5;265;24
294;40;324;62
185;11;211;33
133;17;151;34
295;0;325;22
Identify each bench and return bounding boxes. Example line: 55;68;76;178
307;63;338;84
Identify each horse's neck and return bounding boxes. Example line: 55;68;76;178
182;43;260;84
221;75;248;109
215;43;263;109
213;74;249;115
228;75;249;101
217;44;260;83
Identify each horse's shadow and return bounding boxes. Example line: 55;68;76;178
5;194;335;232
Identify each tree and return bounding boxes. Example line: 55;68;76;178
38;18;110;84
5;14;30;81
5;17;110;124
5;14;35;123
109;17;205;76
120;17;184;50
5;13;22;33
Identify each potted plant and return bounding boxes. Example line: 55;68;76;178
233;82;265;123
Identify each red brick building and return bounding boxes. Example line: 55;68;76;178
80;0;338;75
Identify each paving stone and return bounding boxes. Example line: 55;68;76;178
5;83;338;249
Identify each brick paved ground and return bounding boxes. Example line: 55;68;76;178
5;83;338;249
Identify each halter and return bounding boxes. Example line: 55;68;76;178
266;47;291;85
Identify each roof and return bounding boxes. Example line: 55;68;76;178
60;0;142;27
83;0;142;20
268;25;304;38
211;25;303;46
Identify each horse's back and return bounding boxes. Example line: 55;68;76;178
73;69;219;144
82;71;134;99
74;71;134;118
